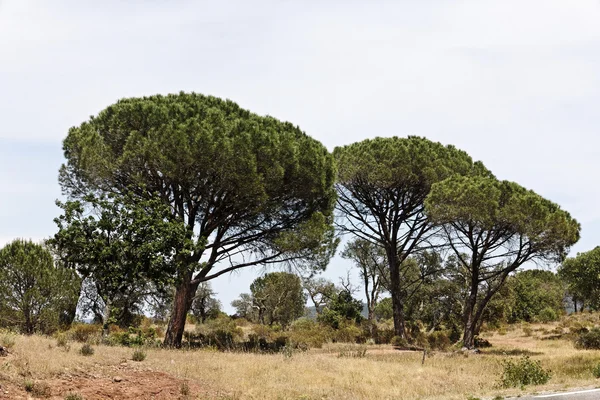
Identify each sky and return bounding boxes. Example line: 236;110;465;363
1;0;600;313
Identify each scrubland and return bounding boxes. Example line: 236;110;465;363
2;314;600;399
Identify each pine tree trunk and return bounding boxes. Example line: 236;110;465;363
388;252;406;338
164;274;198;348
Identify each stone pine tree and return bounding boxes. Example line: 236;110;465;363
425;175;580;348
334;136;483;337
0;239;81;334
59;92;337;347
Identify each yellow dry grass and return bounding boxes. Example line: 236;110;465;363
2;321;600;399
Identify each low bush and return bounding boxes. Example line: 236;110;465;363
427;331;451;351
575;327;600;349
1;332;16;349
69;324;101;343
592;363;600;379
79;343;94;356
132;348;146;362
474;336;492;348
391;335;408;348
498;356;551;388
537;307;559;323
287;318;333;349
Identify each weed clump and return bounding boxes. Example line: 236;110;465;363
79;343;94;356
592;363;600;378
498;356;551;388
132;348;146;362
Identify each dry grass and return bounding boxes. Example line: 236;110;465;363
2;319;600;399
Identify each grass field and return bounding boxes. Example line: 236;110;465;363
2;317;600;399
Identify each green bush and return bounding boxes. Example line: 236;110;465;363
391;335;408;348
592;363;600;379
537;307;559;323
132;348;146;362
575;327;600;349
499;356;551;388
79;343;94;356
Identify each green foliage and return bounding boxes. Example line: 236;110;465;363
60;92;338;347
249;272;306;327
427;331;452;351
334;137;483;336
373;297;393;321
190;282;222;323
559;247;600;311
592;362;600;378
426;175;580;347
132;348;147;361
193;315;244;350
318;290;363;329
79;343;94;356
391;335;408;347
0;239;81;335
575;327;600;349
499;356;551;388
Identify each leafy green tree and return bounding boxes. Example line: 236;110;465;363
341;238;387;327
51;193;186;330
0;239;81;334
334;136;482;337
425;175;580;348
318;289;363;329
559;247;600;312
374;297;393;321
59;93;337;347
250;272;306;327
503;270;565;323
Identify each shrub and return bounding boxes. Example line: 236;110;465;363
287;318;332;349
132;348;146;362
69;324;101;343
537;307;559;323
499;356;551;388
24;379;34;392
1;332;16;349
194;315;243;350
522;323;533;337
427;331;451;351
575;327;600;349
79;343;94;356
593;363;600;379
391;335;408;348
29;381;51;398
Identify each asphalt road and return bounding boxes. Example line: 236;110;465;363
508;388;600;400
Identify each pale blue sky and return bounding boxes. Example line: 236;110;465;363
1;0;600;312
